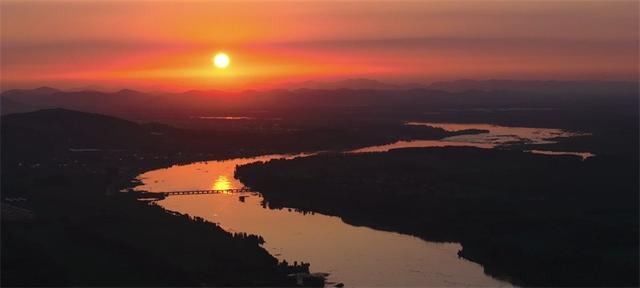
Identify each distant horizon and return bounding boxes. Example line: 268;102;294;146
2;77;639;94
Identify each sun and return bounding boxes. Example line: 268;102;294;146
213;53;230;69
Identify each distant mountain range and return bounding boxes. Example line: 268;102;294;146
282;78;428;90
1;87;158;116
427;79;638;93
1;79;636;121
281;78;637;93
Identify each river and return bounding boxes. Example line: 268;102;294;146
134;123;593;286
354;122;594;160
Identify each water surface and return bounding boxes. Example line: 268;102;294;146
358;122;594;159
136;154;510;287
193;116;255;120
135;122;593;286
349;139;494;153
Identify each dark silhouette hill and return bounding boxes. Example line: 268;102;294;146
2;109;150;158
0;97;36;115
1;87;61;114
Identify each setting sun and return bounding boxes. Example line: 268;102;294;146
213;53;230;69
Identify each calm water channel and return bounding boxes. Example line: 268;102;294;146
135;123;593;286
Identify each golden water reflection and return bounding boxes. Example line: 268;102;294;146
213;175;232;191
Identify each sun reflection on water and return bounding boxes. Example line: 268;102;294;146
213;175;232;193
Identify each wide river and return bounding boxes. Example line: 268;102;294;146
135;123;592;286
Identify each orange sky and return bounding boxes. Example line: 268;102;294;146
1;0;638;91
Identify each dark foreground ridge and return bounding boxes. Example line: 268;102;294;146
236;147;639;286
2;189;309;286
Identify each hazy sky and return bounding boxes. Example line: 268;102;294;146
1;0;638;90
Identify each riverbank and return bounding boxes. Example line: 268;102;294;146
236;147;639;286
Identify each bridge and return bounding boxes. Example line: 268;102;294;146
160;187;252;196
135;187;252;199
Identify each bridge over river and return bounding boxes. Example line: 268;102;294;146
135;187;252;199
